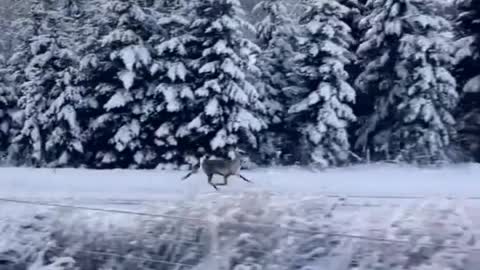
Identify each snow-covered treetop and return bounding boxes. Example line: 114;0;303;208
100;0;153;91
454;0;480;77
253;0;295;48
357;0;454;92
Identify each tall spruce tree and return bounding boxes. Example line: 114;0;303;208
179;0;267;161
338;0;367;162
455;0;480;161
253;0;297;165
287;0;356;167
140;0;195;167
38;0;91;167
7;0;49;166
0;58;14;154
86;0;154;168
355;0;458;164
3;2;42;165
60;0;113;168
7;0;84;167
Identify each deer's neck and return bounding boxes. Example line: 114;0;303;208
233;156;241;167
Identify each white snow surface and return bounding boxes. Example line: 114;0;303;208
2;163;480;269
0;163;480;201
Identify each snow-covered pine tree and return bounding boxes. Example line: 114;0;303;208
253;0;297;165
455;0;480;161
336;0;365;87
86;0;154;168
38;0;93;167
5;0;42;99
254;0;296;48
286;0;356;167
6;0;51;166
142;1;197;167
337;0;367;162
0;58;14;155
2;1;45;166
337;0;365;50
8;0;86;167
355;0;459;164
179;0;267;161
55;0;113;168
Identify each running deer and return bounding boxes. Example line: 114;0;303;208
181;150;252;190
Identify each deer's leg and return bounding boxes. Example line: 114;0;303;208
215;174;229;186
224;175;229;186
181;166;199;181
222;174;229;186
236;173;253;183
181;171;194;181
207;174;218;190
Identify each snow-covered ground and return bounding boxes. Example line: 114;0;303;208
1;163;480;269
2;162;480;201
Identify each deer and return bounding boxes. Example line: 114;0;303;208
180;149;253;190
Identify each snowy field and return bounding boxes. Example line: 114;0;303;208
1;163;480;269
